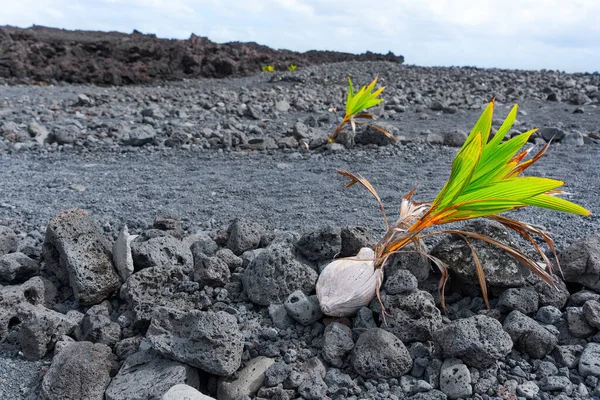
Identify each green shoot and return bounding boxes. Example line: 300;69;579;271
329;76;396;144
338;99;590;309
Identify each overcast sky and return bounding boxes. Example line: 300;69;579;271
1;0;598;73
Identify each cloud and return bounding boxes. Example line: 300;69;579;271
0;0;598;72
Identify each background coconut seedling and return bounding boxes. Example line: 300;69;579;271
288;63;297;71
261;65;275;72
328;76;397;144
319;99;590;315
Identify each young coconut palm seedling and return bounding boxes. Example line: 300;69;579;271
317;99;591;317
328;76;397;144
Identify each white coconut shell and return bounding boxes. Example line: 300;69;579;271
316;247;381;317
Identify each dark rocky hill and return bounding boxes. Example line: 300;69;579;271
0;25;403;85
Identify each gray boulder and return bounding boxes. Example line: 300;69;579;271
553;344;584;368
559;235;600;291
0;252;39;283
296;226;341;262
534;275;570;309
226;217;265;255
539;127;566;142
381;289;443;343
243;240;318;306
324;368;357;398
440;358;472;399
503;310;557;358
583;300;600;329
124;125;156;146
131;235;193;271
352;307;377;339
147;307;243;375
340;226;372;257
431;220;528;290
193;254;230;287
284;290;323;325
18;306;78;360
284;357;326;388
105;350;199;400
264;362;292;387
217;356;275;400
0;225;18;255
565;307;595;338
384;269;418;295
114;336;143;361
563;131;585;146
354;123;397;146
298;372;328;400
0;277;56;341
579;342;600;377
190;234;219;257
443;130;468;147
162;385;215;400
41;341;118;400
497;287;539;314
535;305;563;324
120;266;201;328
385;241;430;282
215;248;243;270
42;209;120;305
351;328;412;378
268;303;293;329
322;322;354;367
75;301;121;347
433;315;513;368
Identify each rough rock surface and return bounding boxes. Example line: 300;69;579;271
560;235;600;291
131;235;193;271
284;290;323;325
503;310;558;358
242;240;318;306
41;341;118;400
433;315;513;368
217;356;275;400
0;251;39;283
380;290;443;343
431;220;529;290
351;328;412;378
0;226;18;255
146;307;243;375
322;322;354;367
42;208;121;305
162;384;215;400
0;25;403;84
226;218;265;256
105;349;199;400
119;266;202;327
0;57;599;400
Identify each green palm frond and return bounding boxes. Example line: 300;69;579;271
428;100;590;222
338;99;591;310
329;76;396;143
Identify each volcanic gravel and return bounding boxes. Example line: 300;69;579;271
0;61;599;400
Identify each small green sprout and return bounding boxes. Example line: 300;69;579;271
261;65;275;73
329;76;396;143
288;64;297;72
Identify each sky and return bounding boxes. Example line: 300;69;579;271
1;0;599;73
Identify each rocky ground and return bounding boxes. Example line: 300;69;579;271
0;61;600;400
0;26;402;84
